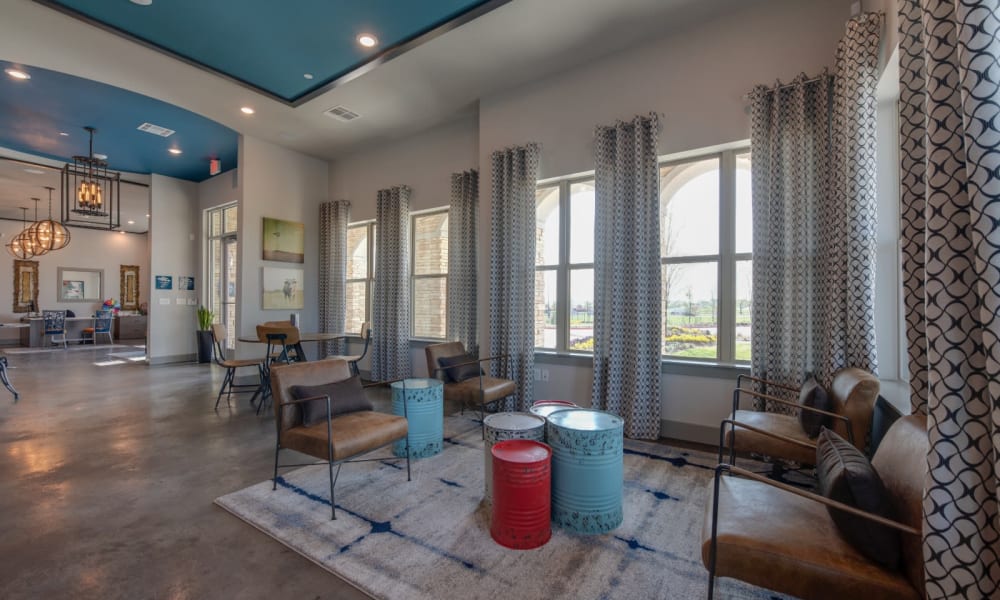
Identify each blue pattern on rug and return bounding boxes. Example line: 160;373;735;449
439;478;462;487
645;488;680;502
624;447;711;470
275;476;483;573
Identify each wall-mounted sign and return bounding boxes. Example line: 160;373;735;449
178;276;195;291
155;275;173;290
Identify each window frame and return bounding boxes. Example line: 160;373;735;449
346;220;376;334
534;143;752;366
410;207;450;341
206;202;238;349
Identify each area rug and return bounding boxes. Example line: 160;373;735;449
215;415;787;600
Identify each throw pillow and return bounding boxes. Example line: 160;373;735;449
438;353;484;383
816;427;900;570
291;375;373;427
798;375;832;438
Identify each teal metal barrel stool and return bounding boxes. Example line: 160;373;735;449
391;378;443;459
546;408;625;534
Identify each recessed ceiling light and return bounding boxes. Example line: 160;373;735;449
58;131;69;136
130;0;153;5
127;220;135;225
168;148;182;155
357;33;378;48
240;106;255;115
303;73;314;80
94;153;108;160
23;168;44;175
5;68;30;80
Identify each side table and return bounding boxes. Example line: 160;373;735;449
391;378;443;459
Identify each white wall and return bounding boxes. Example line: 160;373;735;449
148;174;200;362
0;222;148;343
328;115;479;218
237;136;328;359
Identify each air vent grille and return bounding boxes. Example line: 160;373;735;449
324;106;361;122
137;122;175;137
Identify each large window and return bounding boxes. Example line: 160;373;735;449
660;150;752;362
207;203;238;348
535;179;595;352
412;210;449;339
535;147;752;363
346;222;375;333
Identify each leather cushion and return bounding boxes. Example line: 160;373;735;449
702;476;918;600
281;410;408;462
728;410;817;465
292;375;373;426
816;428;900;570
798;375;832;438
438;353;483;382
443;376;515;405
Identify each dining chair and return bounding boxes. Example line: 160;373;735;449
255;323;302;415
211;323;266;409
326;321;371;376
82;310;114;345
42;310;67;349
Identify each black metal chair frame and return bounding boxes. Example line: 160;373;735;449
256;332;295;415
705;463;920;600
212;328;266;410
0;356;18;401
347;326;372;376
271;379;411;520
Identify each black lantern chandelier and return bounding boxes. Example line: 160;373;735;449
62;126;120;230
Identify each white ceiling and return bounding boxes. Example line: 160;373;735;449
0;0;756;163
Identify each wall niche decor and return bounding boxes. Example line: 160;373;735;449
120;264;140;311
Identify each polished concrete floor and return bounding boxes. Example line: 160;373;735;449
0;345;380;599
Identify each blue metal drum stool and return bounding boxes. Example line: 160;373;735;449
391;378;443;459
546;408;625;534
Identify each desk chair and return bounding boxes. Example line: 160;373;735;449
82;310;114;345
42;310;67;349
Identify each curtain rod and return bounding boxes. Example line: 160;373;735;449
741;75;831;101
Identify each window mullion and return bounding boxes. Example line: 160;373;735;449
718;151;737;363
558;180;571;352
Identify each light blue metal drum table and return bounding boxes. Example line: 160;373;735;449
391;378;443;459
546;408;625;534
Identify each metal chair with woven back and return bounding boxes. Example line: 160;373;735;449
81;310;114;345
42;310;67;349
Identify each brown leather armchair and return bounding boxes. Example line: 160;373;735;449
424;341;515;434
269;358;410;519
703;414;926;600
720;368;880;467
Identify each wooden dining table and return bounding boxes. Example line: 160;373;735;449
236;331;347;345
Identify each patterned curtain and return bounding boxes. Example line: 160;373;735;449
489;144;539;411
447;170;478;352
592;114;662;440
898;1;1000;597
371;186;412;381
748;14;881;407
319;200;350;357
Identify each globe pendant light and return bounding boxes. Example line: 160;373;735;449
28;186;71;252
21;197;48;256
6;208;34;259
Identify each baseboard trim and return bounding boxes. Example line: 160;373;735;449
149;353;196;365
660;419;718;446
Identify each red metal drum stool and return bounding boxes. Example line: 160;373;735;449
490;439;552;549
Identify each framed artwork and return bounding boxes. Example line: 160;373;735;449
262;267;303;309
178;276;195;291
262;217;304;263
63;280;84;299
155;275;173;290
12;259;38;313
120;265;140;310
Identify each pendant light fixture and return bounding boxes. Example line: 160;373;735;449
21;197;48;257
62;126;120;230
6;208;34;259
27;186;71;253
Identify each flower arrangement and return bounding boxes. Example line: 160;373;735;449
103;298;121;314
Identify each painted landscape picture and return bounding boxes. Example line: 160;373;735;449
262;267;303;310
262;217;305;263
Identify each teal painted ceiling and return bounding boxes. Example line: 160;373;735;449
38;0;502;104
